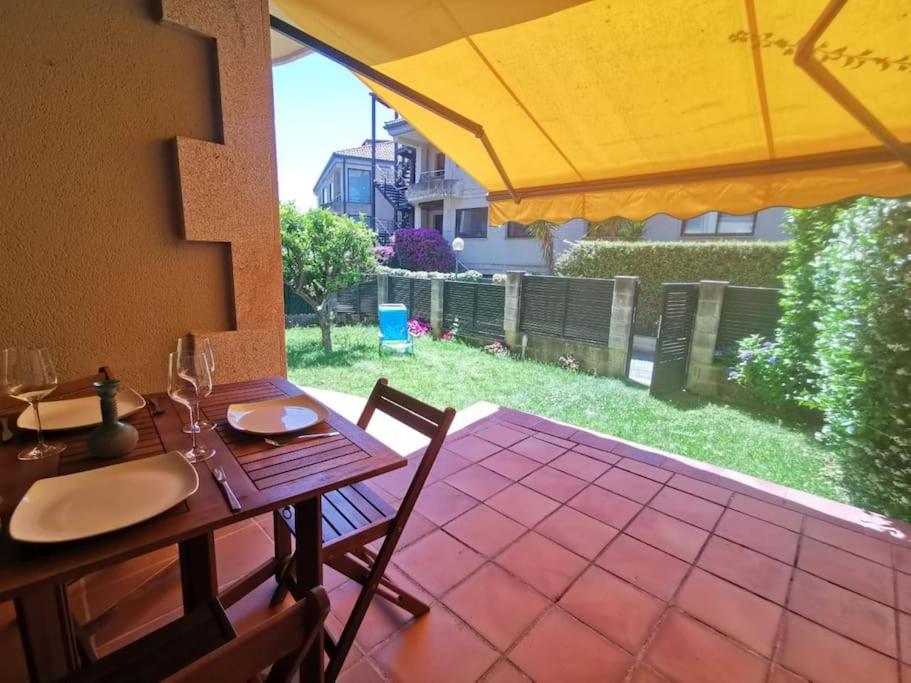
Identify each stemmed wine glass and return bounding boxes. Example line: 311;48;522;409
176;336;215;434
168;351;215;463
1;347;66;460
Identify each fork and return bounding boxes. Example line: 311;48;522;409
264;431;339;447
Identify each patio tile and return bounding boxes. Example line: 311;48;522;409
668;473;733;505
646;610;768;683
373;604;499;683
798;537;894;606
532;419;578;440
520;466;587;502
568;485;642;528
549;451;610;480
625;508;709;562
629;664;672;683
428;448;474;483
394;529;485;597
899;571;911;613
479;449;541;480
495;532;587;599
768;665;809;683
803;517;893;566
894;546;911;574
595;467;662;503
338;658;385;683
787;570;897;657
571;442;620;465
370;457;421;498
715;509;799;564
496;408;542;429
369;508;438;554
613;442;665;466
899;612;911;665
648;486;724;530
730;493;803;532
570;430;621;453
616;458;673;483
596;535;689;601
486;483;560;527
446;465;513;501
559;565;665;652
697;536;792;604
509;436;567;464
444;504;526;557
414;481;478;525
476;424;528;448
484;659;532;683
778;612;899;683
509;608;633;682
329;577;417;650
444;434;503;462
535;506;619;559
676;568;783;657
531;431;577;450
443;563;550;651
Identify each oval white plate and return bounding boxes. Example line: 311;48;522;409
10;451;199;543
227;394;329;435
17;386;147;431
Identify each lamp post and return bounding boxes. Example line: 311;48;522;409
451;237;465;274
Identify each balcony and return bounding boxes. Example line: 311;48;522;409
405;169;463;204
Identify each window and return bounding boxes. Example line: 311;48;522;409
455;208;488;238
347;168;371;203
505;221;533;238
682;211;756;236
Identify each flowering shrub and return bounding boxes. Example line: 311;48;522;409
376;265;482;280
408;319;431;337
727;335;789;405
483;340;509;357
558;355;580;372
393;229;456;272
373;245;394;265
439;330;454;341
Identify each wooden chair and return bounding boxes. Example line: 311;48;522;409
223;379;455;682
66;587;329;683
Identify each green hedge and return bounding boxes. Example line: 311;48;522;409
557;241;788;335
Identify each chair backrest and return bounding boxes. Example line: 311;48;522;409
378;304;409;342
358;378;455;525
164;587;330;683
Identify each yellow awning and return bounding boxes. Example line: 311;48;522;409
273;0;911;222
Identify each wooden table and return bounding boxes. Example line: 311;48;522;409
0;377;404;682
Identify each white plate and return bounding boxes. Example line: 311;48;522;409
227;394;329;435
17;386;147;431
9;451;199;543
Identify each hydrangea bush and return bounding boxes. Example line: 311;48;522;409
392;228;456;272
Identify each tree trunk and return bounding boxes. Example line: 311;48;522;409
318;305;332;352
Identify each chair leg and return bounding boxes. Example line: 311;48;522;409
327;553;429;617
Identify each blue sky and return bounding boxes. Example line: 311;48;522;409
272;55;395;208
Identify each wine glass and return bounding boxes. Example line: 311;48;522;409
168;351;215;463
176;336;216;434
1;347;66;460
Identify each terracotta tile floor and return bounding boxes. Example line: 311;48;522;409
4;408;911;682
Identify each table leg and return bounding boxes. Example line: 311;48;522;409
179;533;217;612
295;498;323;683
15;584;79;681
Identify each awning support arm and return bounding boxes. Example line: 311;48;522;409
794;0;911;168
269;15;519;201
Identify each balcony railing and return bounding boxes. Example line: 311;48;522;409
320;196;343;213
405;170;463;204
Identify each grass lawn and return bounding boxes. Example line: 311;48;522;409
287;325;849;504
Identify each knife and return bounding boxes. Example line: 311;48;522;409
212;466;242;511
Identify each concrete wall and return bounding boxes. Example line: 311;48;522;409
642;207;789;241
0;0;285;392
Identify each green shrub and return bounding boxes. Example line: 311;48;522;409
556;241;788;335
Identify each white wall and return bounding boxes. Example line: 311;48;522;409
642;207;789;241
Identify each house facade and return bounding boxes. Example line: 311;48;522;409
312;139;397;239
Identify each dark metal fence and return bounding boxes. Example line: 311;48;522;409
335;277;378;321
443;280;505;338
387;276;432;321
519;275;615;344
715;286;781;352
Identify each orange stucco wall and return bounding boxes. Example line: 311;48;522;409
0;0;285;392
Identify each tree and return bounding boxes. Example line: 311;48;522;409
526;220;560;273
280;203;376;351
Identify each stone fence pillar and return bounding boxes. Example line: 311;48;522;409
430;279;445;338
503;271;525;347
376;274;389;306
686;280;728;396
606;276;639;377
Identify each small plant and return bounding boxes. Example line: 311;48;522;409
449;317;460;338
727;335;790;404
408;319;431;337
373;245;394;265
558;354;580;372
439;330;454;341
483;340;510;357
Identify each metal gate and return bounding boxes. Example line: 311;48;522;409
650;283;699;395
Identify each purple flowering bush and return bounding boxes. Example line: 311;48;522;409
393;229;456;272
